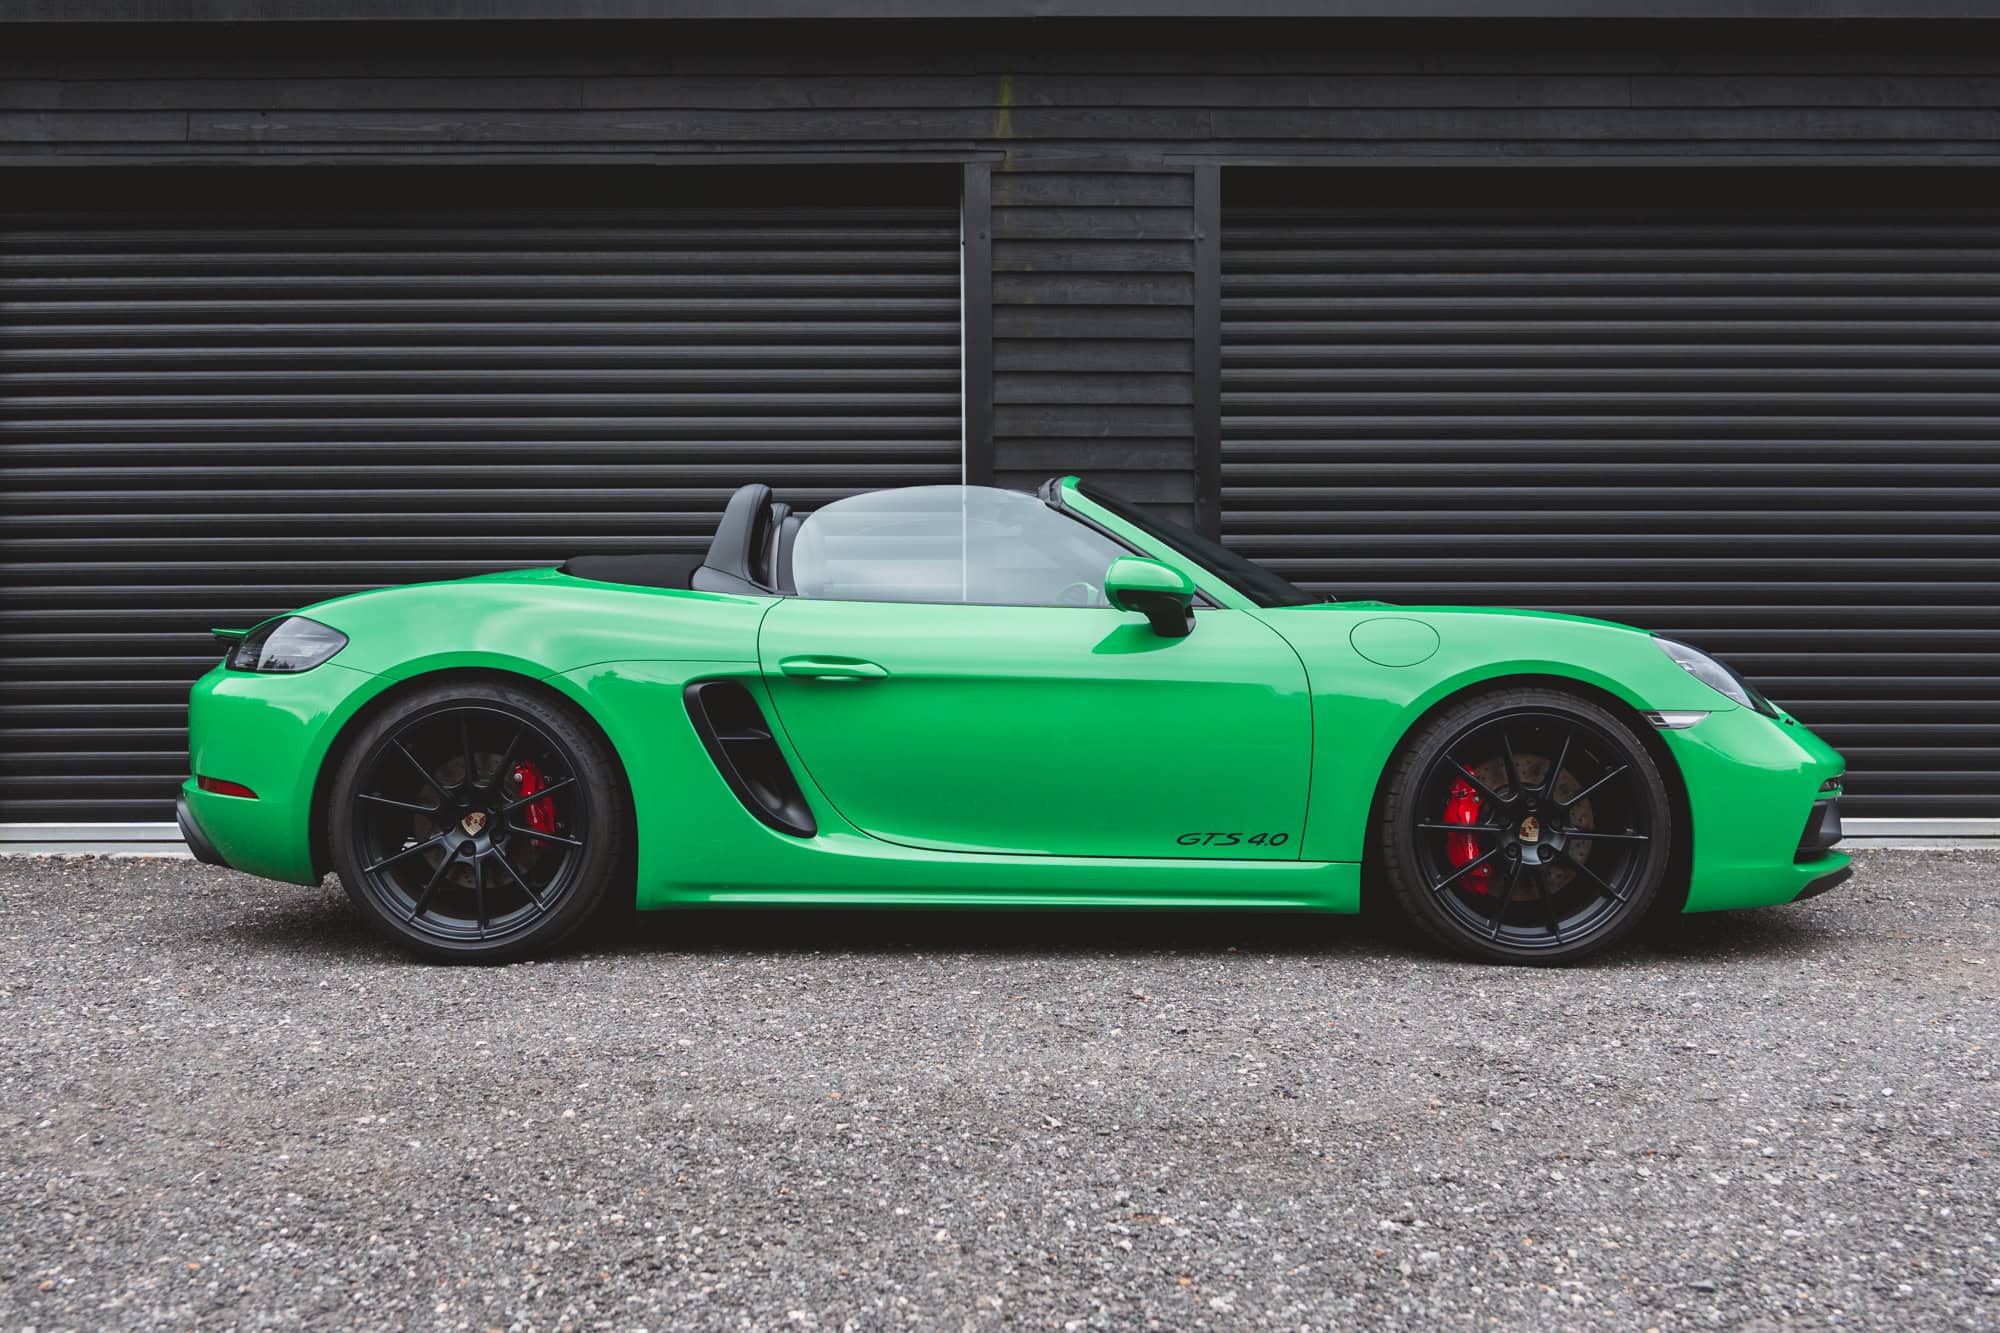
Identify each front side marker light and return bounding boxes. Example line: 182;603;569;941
1643;710;1710;730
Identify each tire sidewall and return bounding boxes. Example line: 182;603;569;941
327;680;624;963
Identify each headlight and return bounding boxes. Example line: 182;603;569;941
1653;637;1777;716
227;616;348;673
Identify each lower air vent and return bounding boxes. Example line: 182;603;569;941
683;680;817;838
1795;798;1843;863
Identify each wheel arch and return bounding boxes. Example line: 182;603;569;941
308;666;637;884
1360;671;1693;914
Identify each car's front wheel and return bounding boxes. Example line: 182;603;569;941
1377;687;1673;965
327;679;626;962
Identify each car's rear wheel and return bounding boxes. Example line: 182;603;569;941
327;679;626;963
1377;687;1672;965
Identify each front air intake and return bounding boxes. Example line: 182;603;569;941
1795;799;1843;862
683;680;817;838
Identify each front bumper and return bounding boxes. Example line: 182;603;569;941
1659;705;1850;912
1795;863;1854;902
1796;793;1843;861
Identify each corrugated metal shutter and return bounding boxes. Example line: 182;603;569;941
0;166;960;824
1223;168;2000;821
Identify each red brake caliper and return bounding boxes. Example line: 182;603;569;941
1443;777;1493;895
509;759;556;841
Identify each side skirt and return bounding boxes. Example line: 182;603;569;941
649;834;1361;914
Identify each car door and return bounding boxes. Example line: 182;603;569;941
755;485;1311;860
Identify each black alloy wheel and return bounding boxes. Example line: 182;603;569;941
1378;687;1673;965
327;680;625;962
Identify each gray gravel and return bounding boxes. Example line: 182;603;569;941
0;851;1994;1331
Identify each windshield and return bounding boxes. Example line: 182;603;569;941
1072;481;1321;608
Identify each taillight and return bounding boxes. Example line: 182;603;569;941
226;617;347;673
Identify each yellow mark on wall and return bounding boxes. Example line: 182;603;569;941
995;73;1015;140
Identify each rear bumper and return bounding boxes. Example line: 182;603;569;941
183;660;381;885
175;792;230;868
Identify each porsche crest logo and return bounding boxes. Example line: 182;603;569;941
1517;816;1541;844
460;810;489;837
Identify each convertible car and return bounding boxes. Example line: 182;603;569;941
179;476;1849;965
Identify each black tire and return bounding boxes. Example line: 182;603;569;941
327;679;627;963
1377;686;1672;965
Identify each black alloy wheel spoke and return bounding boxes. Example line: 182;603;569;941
472;855;488;936
1546;728;1574;797
1561;765;1629;809
1562;828;1648;844
461;714;478;794
1445;758;1508;807
1428;846;1501;895
497;775;576;814
1489;858;1521;939
391;739;442;795
1554;847;1627;903
507;821;582;848
491;727;525;793
364;831;450;875
357;791;442;814
489;845;545;910
1416;821;1505;835
406;848;458;923
1499;731;1523;797
1534;865;1564;941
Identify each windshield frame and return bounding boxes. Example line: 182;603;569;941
1048;478;1321;609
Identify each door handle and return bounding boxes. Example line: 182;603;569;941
777;655;889;681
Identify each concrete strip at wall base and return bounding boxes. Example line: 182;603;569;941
0;821;1992;858
1;823;192;857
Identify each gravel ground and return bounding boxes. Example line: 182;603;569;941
0;850;1993;1331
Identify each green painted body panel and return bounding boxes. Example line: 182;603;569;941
757;598;1310;858
180;474;1848;920
303;567;769;678
1349;616;1440;668
562;658;1355;911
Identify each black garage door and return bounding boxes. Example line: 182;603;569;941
0;166;960;825
1223;168;2000;822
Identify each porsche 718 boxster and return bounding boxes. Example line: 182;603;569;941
179;476;1849;964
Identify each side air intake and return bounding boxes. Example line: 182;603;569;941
683;680;817;838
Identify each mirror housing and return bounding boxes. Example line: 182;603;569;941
1104;556;1196;638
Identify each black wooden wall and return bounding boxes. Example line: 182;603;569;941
8;17;2000;531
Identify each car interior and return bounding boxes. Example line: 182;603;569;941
560;482;802;595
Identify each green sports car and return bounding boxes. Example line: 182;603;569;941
179;476;1849;965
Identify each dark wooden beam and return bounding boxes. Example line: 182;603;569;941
9;1;2000;20
961;162;995;486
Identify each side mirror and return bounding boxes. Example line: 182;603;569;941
1103;556;1196;638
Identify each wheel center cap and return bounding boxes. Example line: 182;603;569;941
460;809;489;837
1517;815;1541;844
